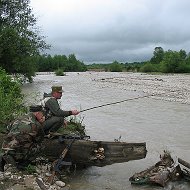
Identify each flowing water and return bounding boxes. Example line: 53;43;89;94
22;72;190;190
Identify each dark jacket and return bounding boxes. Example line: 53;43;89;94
43;97;72;118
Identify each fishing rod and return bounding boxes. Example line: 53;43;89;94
80;93;158;113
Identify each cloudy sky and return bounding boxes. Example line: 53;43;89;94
31;0;190;63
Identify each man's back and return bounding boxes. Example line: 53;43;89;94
2;113;43;157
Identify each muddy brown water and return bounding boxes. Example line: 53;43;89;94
22;72;190;190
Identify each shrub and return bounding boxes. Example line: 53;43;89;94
0;68;26;131
176;63;190;73
55;68;65;76
140;63;160;72
57;117;86;136
109;61;123;72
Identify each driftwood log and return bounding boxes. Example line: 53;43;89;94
40;137;147;167
129;152;184;187
0;133;147;167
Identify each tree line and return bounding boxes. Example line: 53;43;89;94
22;46;190;74
140;47;190;73
87;47;190;73
35;54;87;72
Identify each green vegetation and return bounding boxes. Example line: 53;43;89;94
0;68;26;132
86;63;111;71
35;54;87;72
24;164;36;174
86;47;190;74
86;61;143;72
55;68;65;76
0;0;49;82
0;1;87;81
140;48;190;73
109;61;123;72
57;117;86;136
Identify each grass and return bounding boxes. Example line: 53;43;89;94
57;117;86;136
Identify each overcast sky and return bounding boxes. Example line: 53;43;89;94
31;0;190;63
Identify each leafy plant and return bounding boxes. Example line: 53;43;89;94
140;62;160;72
24;164;36;174
109;61;123;72
0;68;26;132
57;117;86;136
55;68;65;76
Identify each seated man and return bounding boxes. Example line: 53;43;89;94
0;106;45;171
41;86;80;134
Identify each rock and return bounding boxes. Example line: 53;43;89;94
55;180;66;187
0;171;4;180
45;172;52;177
60;184;70;190
4;171;11;176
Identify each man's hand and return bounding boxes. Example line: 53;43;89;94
71;110;80;115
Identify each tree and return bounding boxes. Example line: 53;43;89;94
66;54;87;71
109;61;123;72
0;0;49;82
150;47;164;64
35;54;87;72
179;49;187;60
160;50;181;73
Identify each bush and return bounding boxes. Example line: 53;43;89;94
55;68;65;76
176;63;190;73
109;61;123;72
24;164;36;174
57;117;86;136
140;63;159;72
0;68;26;131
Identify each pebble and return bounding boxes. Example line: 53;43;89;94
55;180;66;187
45;172;52;177
98;73;190;104
0;172;4;180
4;172;11;176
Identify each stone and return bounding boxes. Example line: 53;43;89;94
55;180;66;187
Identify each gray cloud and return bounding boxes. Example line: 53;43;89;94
31;0;190;63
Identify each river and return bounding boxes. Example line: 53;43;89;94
22;72;190;190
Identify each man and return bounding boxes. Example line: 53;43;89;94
0;107;45;171
41;86;80;135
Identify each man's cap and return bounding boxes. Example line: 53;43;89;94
51;86;63;93
29;105;43;112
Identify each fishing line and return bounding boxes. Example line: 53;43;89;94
80;93;161;113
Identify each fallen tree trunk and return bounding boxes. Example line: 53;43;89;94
41;137;147;167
